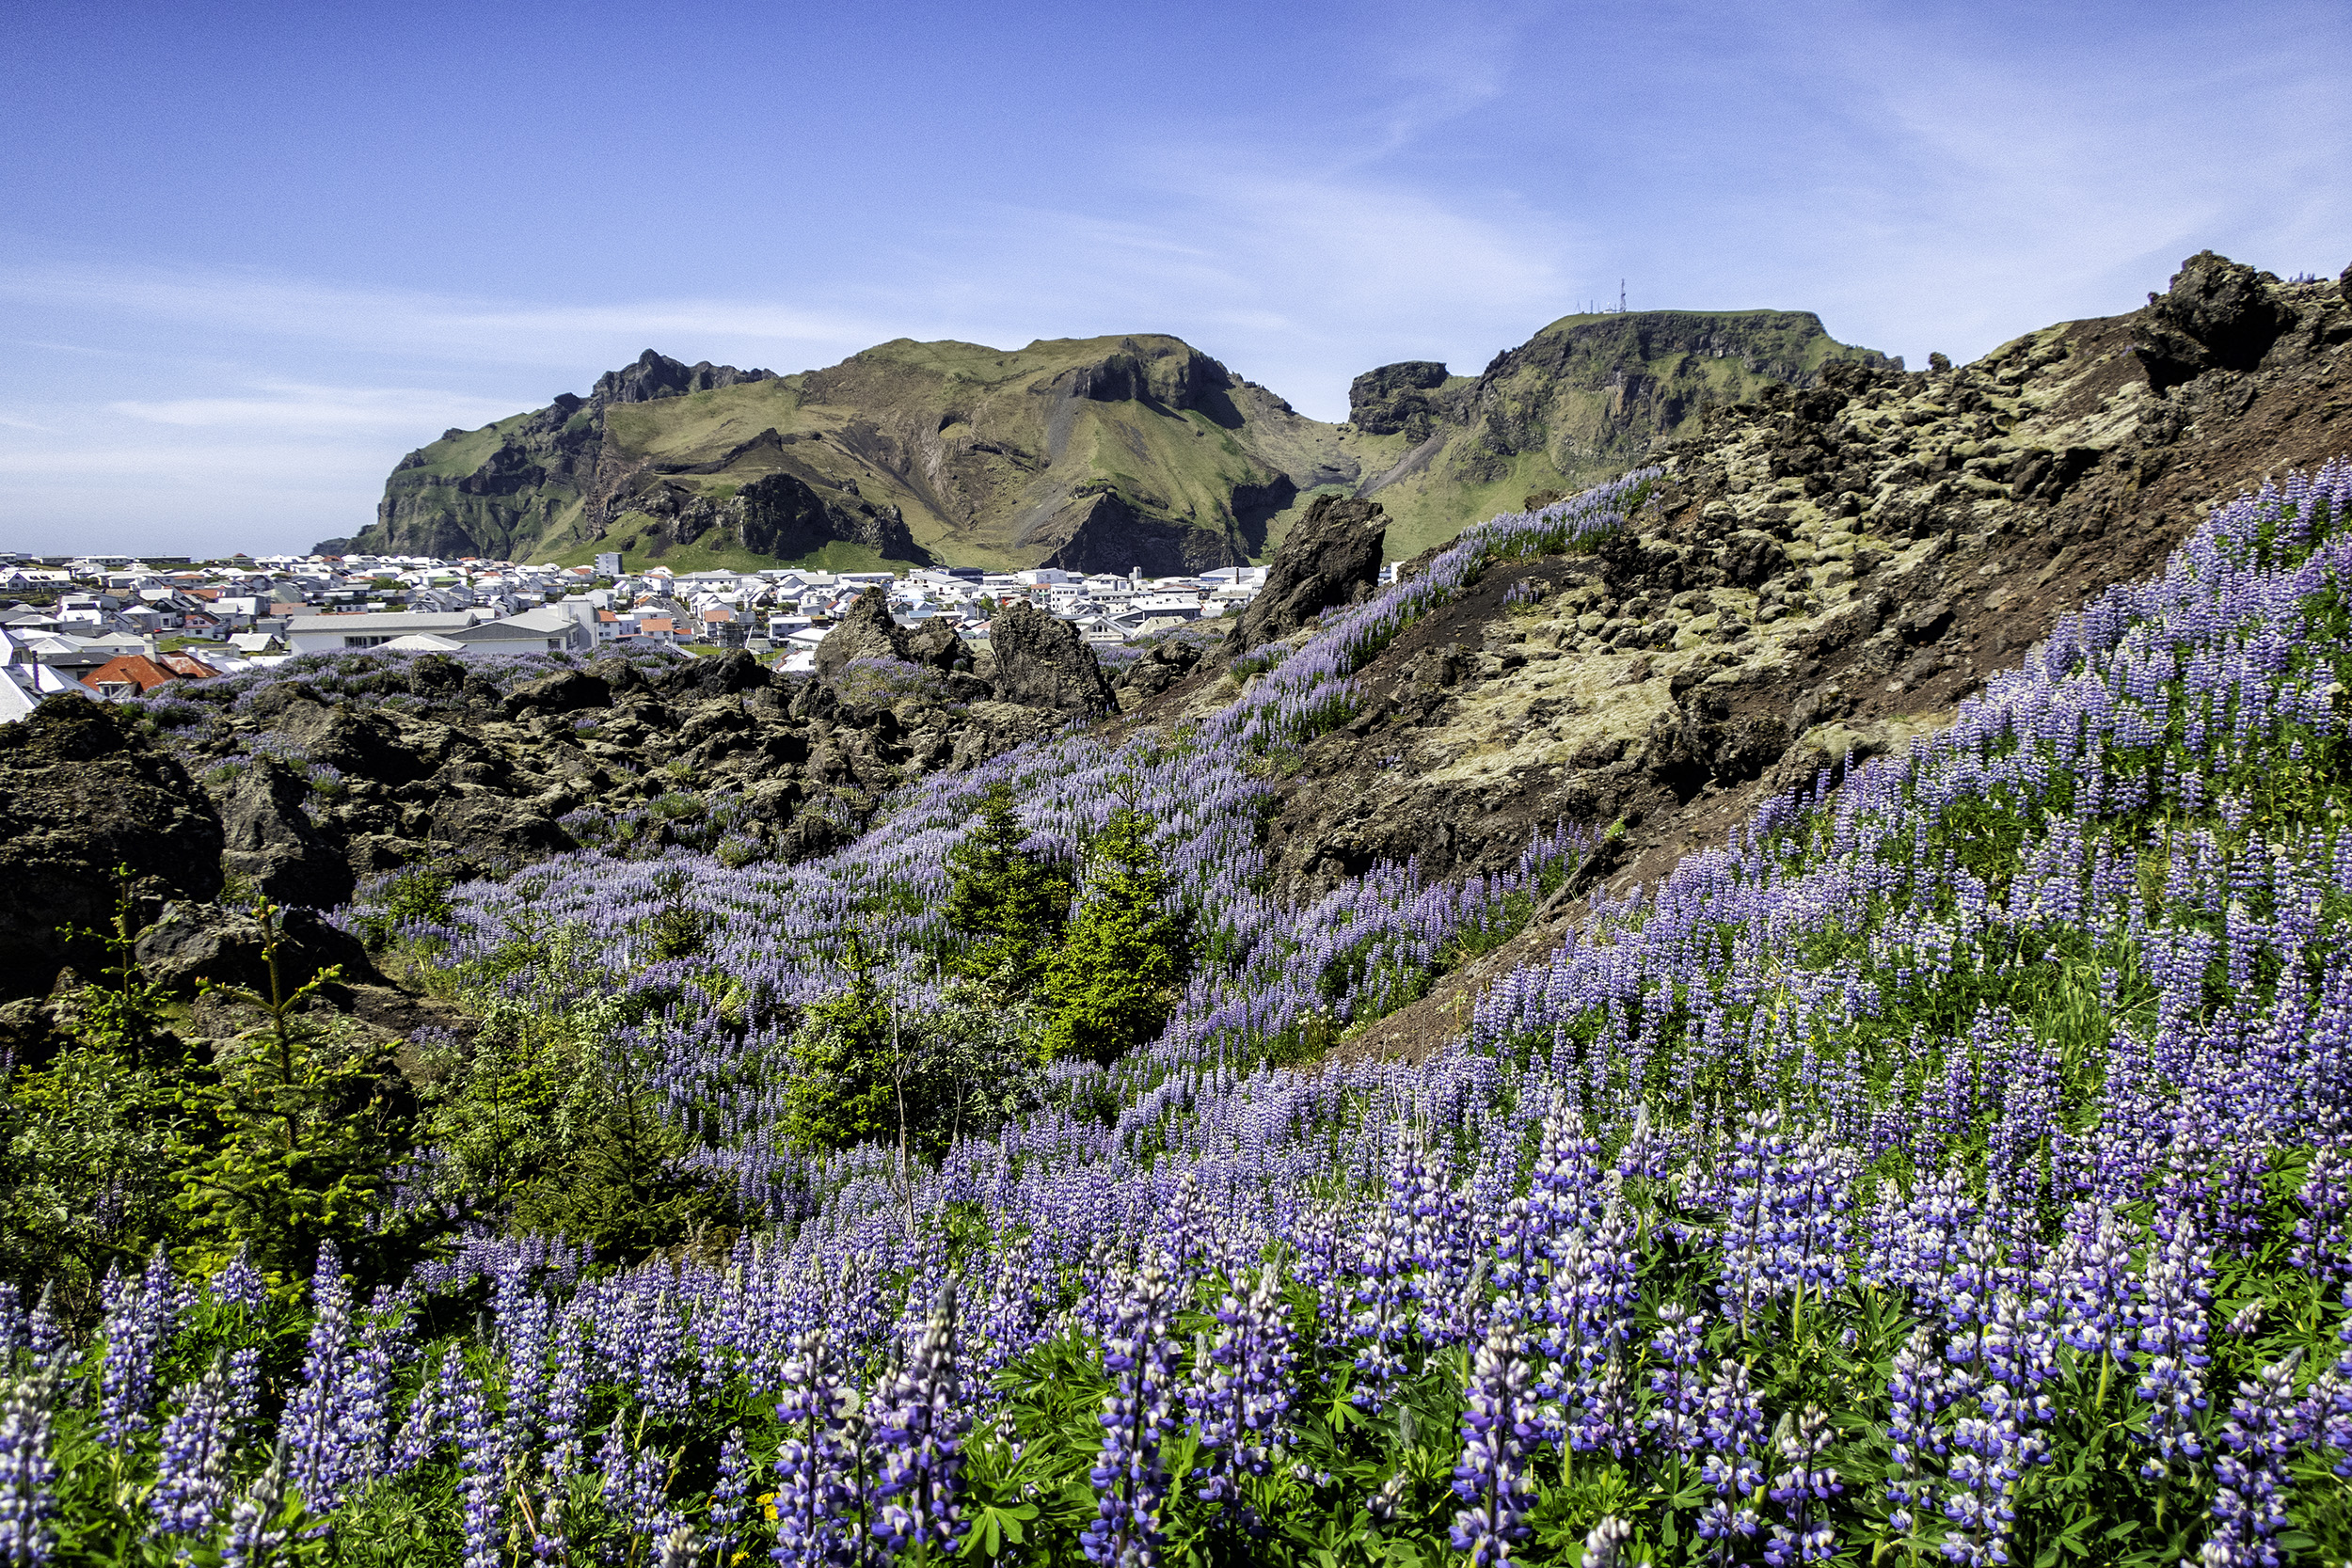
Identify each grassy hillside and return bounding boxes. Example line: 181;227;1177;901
359;311;1888;570
1350;309;1896;559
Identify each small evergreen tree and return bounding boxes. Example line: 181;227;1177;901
67;865;174;1065
173;901;410;1294
0;869;190;1307
508;1072;727;1265
943;781;1073;989
779;931;898;1153
1040;808;1190;1066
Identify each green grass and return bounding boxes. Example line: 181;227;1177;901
535;532;914;576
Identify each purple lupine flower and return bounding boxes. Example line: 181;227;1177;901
1449;1317;1536;1567
151;1352;244;1539
208;1251;270;1317
335;1319;398;1498
654;1519;702;1568
873;1284;967;1560
453;1362;503;1568
99;1247;180;1443
389;1350;457;1477
599;1417;670;1548
1695;1359;1766;1559
2133;1219;2212;1479
1083;1261;1181;1567
1561;1202;1639;1457
1350;1163;1414;1412
496;1278;552;1457
2210;1351;2302;1568
2320;1286;2352;1478
284;1246;355;1513
2051;1200;2136;1361
2293;1148;2352;1292
221;1440;293;1568
0;1371;58;1567
525;1451;570;1568
1646;1305;1708;1457
771;1327;861;1568
708;1428;751;1567
1581;1515;1633;1568
23;1291;63;1380
543;1311;591;1475
1939;1363;2035;1568
1762;1404;1840;1565
1883;1327;1942;1537
1188;1263;1295;1512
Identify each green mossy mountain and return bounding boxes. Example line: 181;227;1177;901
351;311;1890;570
1341;309;1899;559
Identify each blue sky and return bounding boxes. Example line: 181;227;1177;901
2;0;2345;556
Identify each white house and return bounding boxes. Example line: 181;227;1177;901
451;606;596;656
285;611;480;655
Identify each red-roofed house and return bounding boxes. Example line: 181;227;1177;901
82;653;219;698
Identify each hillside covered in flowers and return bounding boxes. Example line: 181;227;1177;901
8;453;2352;1567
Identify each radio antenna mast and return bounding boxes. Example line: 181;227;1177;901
1619;278;1627;313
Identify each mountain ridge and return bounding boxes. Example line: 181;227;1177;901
342;309;1892;569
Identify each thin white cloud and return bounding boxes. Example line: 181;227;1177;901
108;381;523;433
0;263;896;372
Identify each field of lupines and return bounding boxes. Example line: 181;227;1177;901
10;462;2352;1565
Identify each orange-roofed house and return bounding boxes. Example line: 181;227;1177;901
82;653;218;698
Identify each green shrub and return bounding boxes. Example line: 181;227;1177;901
351;867;455;951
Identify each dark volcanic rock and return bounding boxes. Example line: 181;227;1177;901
1228;495;1388;655
2133;250;2288;393
219;758;355;910
1114;638;1206;701
593;349;777;407
650;648;771;701
0;700;225;997
988;600;1117;720
134;901;371;996
1037;492;1243;578
503;670;612;719
815;589;914;684
409;655;467;699
428;795;578;867
904;621;971;673
1349;361;1453;437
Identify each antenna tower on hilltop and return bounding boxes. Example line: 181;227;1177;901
1620;278;1627;313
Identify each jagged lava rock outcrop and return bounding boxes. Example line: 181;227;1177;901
1226;494;1387;655
985;600;1118;721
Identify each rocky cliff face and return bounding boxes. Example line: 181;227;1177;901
361;350;910;564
